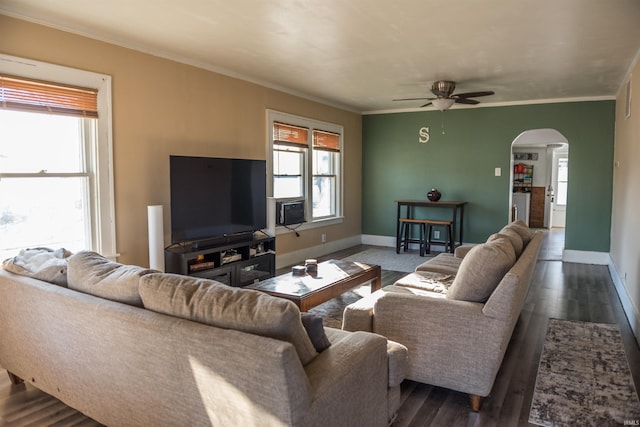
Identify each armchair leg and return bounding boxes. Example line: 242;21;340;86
469;394;483;412
7;371;24;385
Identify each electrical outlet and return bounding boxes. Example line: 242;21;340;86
433;230;440;239
321;233;327;243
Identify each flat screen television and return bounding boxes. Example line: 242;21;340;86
169;155;266;244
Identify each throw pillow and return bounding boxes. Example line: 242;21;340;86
67;251;156;307
492;228;523;257
300;312;331;352
139;273;319;365
447;236;516;302
506;220;533;245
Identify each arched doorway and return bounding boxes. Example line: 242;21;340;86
510;129;569;259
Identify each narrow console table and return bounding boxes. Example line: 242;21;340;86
395;200;467;253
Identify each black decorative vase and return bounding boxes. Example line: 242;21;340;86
427;188;441;202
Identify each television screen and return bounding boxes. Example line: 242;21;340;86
169;155;266;243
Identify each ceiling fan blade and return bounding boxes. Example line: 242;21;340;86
420;101;433;108
454;91;495;98
454;98;480;105
393;97;434;101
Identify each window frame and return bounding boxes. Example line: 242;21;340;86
0;54;117;259
267;110;343;234
273;145;305;199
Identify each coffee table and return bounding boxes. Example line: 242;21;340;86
246;259;382;312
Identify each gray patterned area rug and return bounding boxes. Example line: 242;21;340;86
529;319;640;427
308;284;372;329
341;246;435;273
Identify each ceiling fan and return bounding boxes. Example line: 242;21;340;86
394;80;495;111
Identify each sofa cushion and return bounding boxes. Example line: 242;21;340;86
67;251;156;306
490;229;523;257
139;273;318;365
415;253;462;276
393;271;455;294
453;244;475;259
447;236;516;302
504;220;533;245
301;312;331;352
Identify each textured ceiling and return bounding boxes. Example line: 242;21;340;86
2;0;640;113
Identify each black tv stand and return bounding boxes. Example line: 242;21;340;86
165;232;275;287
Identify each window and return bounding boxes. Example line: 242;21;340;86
268;110;343;230
312;130;340;219
0;55;115;260
273;123;307;199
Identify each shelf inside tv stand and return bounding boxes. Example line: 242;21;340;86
164;234;275;287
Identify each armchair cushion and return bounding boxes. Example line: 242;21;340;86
447;236;516;302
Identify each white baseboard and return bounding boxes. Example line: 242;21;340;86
275;235;362;269
361;234;453;251
562;249;610;265
608;256;640;343
361;238;610;265
361;234;395;247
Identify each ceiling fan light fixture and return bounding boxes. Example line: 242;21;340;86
432;97;455;111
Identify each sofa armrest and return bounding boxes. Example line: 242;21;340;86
386;340;408;388
301;331;389;427
374;287;488;334
341;288;387;332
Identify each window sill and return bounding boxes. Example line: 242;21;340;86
275;216;344;236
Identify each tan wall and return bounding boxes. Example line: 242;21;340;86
0;15;362;267
611;54;640;333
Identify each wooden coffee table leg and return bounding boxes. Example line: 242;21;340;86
370;265;382;292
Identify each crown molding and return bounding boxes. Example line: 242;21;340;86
363;96;616;115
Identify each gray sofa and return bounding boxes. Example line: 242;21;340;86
0;250;407;426
342;221;542;411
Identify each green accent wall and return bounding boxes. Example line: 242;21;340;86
362;101;615;252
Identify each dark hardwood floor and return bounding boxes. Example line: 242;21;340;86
1;230;639;426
